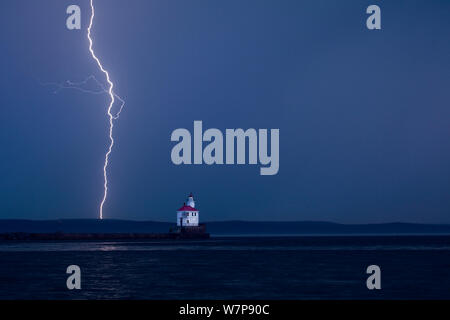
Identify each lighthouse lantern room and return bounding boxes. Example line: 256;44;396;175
177;193;199;227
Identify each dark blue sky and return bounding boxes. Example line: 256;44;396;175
1;0;449;223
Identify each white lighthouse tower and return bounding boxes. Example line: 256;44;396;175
177;193;199;227
186;193;195;208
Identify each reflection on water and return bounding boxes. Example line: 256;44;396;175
0;236;449;299
0;236;450;252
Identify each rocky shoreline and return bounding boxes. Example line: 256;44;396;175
0;232;210;241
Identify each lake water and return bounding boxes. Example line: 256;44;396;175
0;236;449;299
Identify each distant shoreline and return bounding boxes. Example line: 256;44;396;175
212;233;450;237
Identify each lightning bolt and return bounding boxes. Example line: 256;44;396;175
40;1;123;220
87;0;119;220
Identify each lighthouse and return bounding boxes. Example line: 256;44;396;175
177;193;199;227
171;193;208;238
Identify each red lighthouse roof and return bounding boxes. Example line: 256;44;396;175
177;203;198;211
